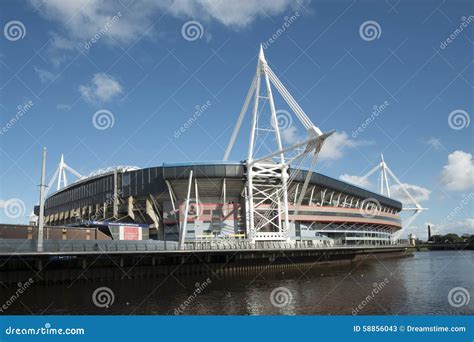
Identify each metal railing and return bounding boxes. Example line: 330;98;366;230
0;239;179;254
0;238;410;254
183;239;410;251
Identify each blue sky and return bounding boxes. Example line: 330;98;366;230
0;0;472;239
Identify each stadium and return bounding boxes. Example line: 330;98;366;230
39;47;410;249
42;162;402;245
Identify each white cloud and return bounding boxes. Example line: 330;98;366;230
426;137;443;150
46;32;78;67
281;126;299;144
79;73;123;103
319;131;369;161
167;0;300;28
390;183;431;204
440;150;474;191
31;0;137;43
339;174;371;189
34;66;56;83
30;0;299;66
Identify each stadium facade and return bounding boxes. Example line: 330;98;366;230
42;162;402;246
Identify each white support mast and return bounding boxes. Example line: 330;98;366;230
179;170;193;249
359;154;428;240
224;45;333;242
46;154;84;195
31;153;85;224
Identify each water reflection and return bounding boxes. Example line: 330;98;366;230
0;251;472;315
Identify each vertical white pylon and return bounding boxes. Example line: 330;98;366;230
57;154;66;190
379;154;391;197
46;154;83;195
225;45;331;241
358;154;428;240
248;45;290;241
225;45;323;161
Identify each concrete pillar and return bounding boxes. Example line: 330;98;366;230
127;196;135;220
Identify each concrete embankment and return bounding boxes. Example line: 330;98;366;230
0;241;414;285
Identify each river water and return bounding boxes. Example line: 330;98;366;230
2;251;473;315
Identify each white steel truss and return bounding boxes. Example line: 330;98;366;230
359;154;428;240
225;46;333;242
46;154;83;195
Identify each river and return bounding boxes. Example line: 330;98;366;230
2;251;473;315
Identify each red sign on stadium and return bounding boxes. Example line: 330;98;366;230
120;226;142;240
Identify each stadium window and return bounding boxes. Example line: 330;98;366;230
131;172;137;188
225;166;233;177
122;173;130;186
203;165;216;177
136;170;141;186
162;167;172;179
215;166;225;177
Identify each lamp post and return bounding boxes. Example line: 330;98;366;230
38;147;47;252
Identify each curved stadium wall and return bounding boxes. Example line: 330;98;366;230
42;162;403;246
